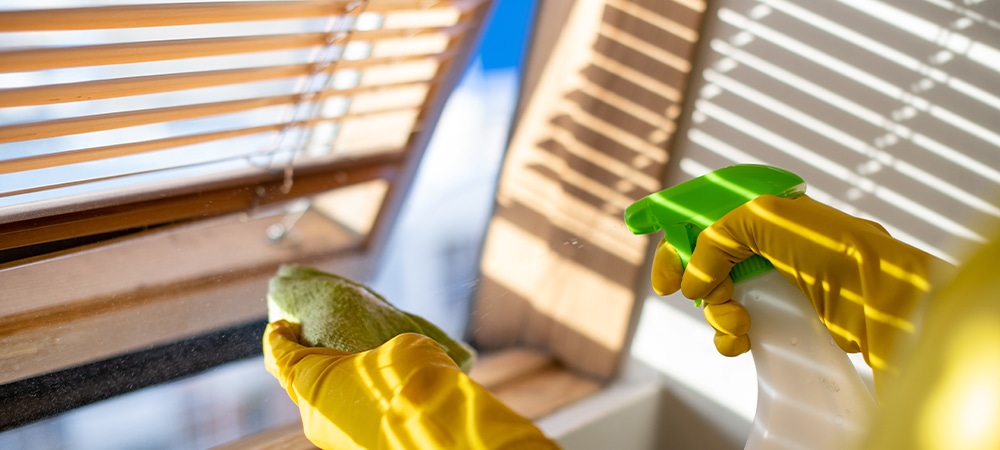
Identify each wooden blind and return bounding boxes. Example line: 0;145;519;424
0;0;487;255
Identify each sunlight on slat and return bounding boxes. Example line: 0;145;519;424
709;38;1000;185
598;23;692;73
578;78;678;134
560;101;669;164
590;53;683;103
673;0;707;13
719;7;1000;152
759;0;1000;113
607;0;700;42
836;0;1000;74
548;125;662;193
529;148;637;212
696;99;987;242
703;68;1000;218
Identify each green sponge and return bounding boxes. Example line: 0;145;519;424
266;265;477;373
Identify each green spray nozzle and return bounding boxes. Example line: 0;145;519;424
625;165;806;300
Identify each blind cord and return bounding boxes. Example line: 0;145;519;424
260;0;371;241
256;0;371;196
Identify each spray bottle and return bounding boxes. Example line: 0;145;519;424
624;164;876;450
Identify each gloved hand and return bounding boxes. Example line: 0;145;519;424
650;194;949;394
264;320;559;450
267;265;476;373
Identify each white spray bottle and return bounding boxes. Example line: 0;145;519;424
624;164;876;450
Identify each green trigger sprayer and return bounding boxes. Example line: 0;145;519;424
625;164;877;450
624;164;806;306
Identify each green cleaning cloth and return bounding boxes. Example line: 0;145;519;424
266;265;477;373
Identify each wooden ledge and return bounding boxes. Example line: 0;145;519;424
471;347;603;420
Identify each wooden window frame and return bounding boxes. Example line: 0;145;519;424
0;0;494;434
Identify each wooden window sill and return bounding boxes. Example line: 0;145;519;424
0;207;373;385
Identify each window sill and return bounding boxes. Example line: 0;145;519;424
0;207;371;386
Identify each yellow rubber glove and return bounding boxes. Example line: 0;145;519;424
264;320;560;450
651;194;949;396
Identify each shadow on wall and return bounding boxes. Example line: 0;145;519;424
471;0;706;381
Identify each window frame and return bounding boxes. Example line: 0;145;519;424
0;0;495;434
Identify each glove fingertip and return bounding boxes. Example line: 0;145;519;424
265;320;300;340
679;273;713;301
680;253;734;301
652;276;678;296
680;272;722;300
651;238;683;295
704;300;751;336
713;332;750;357
263;321;308;363
701;278;734;305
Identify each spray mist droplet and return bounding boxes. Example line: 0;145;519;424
790;337;798;346
267;224;287;242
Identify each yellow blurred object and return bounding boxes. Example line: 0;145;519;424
651;194;949;397
263;320;560;450
865;228;1000;449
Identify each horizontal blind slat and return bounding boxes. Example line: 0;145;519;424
0;96;294;144
0;2;345;32
0;25;467;73
0;0;470;31
0;34;328;74
0;65;307;108
3;118;418;201
0;53;450;108
2;128;279;176
0;79;435;174
0;84;430;144
0;154;402;251
0;53;451;143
